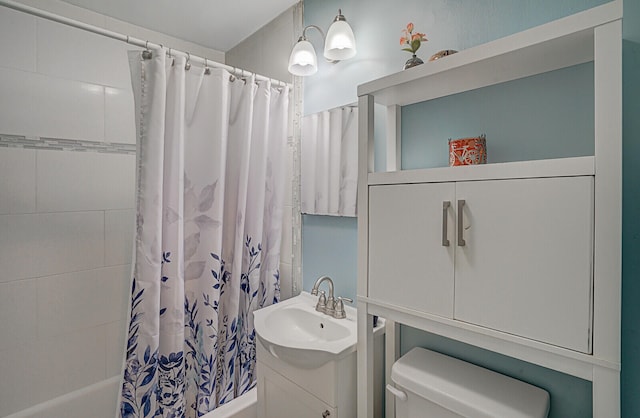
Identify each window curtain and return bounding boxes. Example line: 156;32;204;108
301;107;358;216
118;50;289;418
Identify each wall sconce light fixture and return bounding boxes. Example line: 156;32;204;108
288;9;356;76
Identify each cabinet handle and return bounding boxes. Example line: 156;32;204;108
442;201;451;247
322;411;331;417
457;199;466;246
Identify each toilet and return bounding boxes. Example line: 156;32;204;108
388;347;550;418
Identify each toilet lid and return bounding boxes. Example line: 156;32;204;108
391;347;550;418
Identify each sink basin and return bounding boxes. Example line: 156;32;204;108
254;292;360;369
266;307;352;342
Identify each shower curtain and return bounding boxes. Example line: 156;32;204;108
118;50;289;418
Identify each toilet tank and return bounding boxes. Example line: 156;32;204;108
390;347;550;418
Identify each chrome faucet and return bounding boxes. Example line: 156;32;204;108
311;276;354;318
311;276;335;315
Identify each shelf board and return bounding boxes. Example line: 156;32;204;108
368;156;594;185
359;296;620;381
357;2;621;107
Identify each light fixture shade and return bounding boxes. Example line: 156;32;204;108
324;20;357;61
288;39;318;76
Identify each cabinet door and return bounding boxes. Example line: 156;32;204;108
369;183;455;318
258;362;337;418
454;176;593;353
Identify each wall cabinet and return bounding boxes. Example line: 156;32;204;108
370;176;594;353
356;2;622;418
369;182;455;318
453;176;593;353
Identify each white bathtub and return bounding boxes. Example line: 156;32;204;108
2;373;255;418
4;376;120;418
203;388;257;418
101;379;257;418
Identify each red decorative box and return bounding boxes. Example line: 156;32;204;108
449;135;487;166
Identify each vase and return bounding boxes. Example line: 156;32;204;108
449;135;487;166
403;54;424;70
429;49;458;61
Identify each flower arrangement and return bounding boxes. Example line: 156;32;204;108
400;23;428;55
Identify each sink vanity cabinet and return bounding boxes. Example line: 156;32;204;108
357;3;622;418
256;341;352;418
254;292;385;418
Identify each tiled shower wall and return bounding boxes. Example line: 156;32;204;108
0;2;223;416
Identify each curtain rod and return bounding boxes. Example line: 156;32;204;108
0;0;292;88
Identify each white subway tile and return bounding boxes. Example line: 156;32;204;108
0;148;36;215
105;87;136;144
0;279;37;351
36;150;135;212
0;211;104;282
105;209;135;266
0;7;36;72
35;77;106;142
36;18;132;89
33;327;106;405
37;264;131;338
0;345;38;416
105;320;127;378
0;67;37;136
0;67;105;141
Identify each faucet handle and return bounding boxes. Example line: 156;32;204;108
315;290;327;313
325;294;336;316
333;297;353;319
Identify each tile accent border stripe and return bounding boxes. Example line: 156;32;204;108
0;134;136;155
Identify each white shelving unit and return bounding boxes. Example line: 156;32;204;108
356;2;622;417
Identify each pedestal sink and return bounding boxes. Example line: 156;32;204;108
253;292;360;369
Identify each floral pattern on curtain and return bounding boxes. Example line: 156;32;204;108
118;50;289;418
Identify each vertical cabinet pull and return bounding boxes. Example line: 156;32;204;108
442;201;451;246
322;411;331;417
457;199;466;246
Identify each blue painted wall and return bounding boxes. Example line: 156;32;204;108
302;0;607;115
401;63;594;169
621;0;640;411
302;214;357;301
300;1;639;416
621;38;640;417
